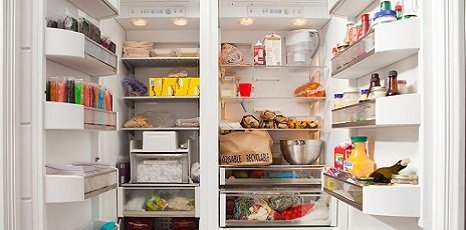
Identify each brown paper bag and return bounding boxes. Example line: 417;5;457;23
219;131;273;166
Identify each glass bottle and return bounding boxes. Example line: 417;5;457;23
368;73;381;98
386;70;400;96
370;159;410;183
344;136;375;178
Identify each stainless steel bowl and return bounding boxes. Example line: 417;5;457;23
280;140;322;165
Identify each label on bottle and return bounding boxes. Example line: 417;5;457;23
344;161;353;172
334;153;344;170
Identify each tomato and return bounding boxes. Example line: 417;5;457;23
250;170;265;178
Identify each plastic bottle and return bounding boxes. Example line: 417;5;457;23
253;40;265;65
344;136;375;178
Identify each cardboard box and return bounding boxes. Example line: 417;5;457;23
187;78;200;96
149;78;163;96
161;78;177;96
175;78;191;96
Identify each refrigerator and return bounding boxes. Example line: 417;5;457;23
2;0;464;229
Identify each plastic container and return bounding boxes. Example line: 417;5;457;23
220;77;238;97
398;80;408;94
334;94;344;109
130;153;189;183
359;89;369;102
285;29;320;66
176;48;199;57
373;10;397;28
142;131;178;152
368;86;387;100
238;83;253;97
344;136;375;177
342;88;360;106
150;48;176;57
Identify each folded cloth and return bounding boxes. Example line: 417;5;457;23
175;117;200;127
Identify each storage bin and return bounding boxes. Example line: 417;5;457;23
142;131;178;152
130;153;189;183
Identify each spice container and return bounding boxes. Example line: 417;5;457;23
342;88;360;106
397;80;408;94
334;94;344;109
391;174;418;185
368;86;387;100
373;10;397;28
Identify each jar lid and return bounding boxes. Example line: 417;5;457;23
392;174;418;180
374;10;397;19
360;89;369;94
334;93;344;98
351;136;367;143
397;80;407;84
343;88;360;93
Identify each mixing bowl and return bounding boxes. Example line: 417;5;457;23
280;140;322;165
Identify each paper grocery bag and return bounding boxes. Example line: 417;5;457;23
219;131;273;166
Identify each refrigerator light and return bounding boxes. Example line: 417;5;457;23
173;18;188;26
131;19;148;27
239;18;255;26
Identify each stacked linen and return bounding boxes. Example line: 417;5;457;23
122;41;153;58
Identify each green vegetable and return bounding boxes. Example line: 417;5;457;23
269;196;298;212
233;197;252;219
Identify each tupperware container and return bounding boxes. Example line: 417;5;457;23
285;29;320;66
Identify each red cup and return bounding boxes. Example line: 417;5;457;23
238;83;253;97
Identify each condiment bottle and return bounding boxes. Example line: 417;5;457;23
253;40;265;65
386;70;400;96
369;159;410;183
344;21;355;44
361;13;370;36
368;73;381;98
344;136;375;178
397;80;408;94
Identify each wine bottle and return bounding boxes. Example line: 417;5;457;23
369;158;410;183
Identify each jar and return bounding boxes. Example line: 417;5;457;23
391;174;418;185
220;77;238;97
368;86;387;100
373;10;397;28
359;89;369;102
397;80;408;94
334;93;344;109
342;88;360;106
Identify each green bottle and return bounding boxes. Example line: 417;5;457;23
369;158;410;183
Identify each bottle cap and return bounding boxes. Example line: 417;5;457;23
360;89;369;94
255;40;262;46
374;10;397;20
334;93;344;98
361;13;370;21
351;136;367;143
389;70;398;76
371;73;380;78
401;158;411;166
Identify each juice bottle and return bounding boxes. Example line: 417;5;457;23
344;136;375;178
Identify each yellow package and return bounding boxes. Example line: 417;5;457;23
162;78;177;96
187;78;200;96
175;78;191;96
149;78;163;96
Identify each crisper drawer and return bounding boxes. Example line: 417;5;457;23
220;189;336;227
220;165;323;185
118;187;200;218
130;153;189;183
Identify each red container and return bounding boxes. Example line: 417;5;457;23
361;13;370;36
238;83;253;97
334;143;352;170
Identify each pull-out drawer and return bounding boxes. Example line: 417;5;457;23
220;189;336;227
220;165;323;186
118;187;200;218
130;153;190;183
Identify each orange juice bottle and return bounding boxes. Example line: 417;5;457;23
344;136;375;178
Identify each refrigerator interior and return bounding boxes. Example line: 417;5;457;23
42;0;423;229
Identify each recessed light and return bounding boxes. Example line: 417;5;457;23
239;18;255;26
173;18;188;26
291;18;309;26
131;19;148;27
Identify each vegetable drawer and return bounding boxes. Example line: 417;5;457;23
220;165;323;185
117;187;200;218
219;189;336;227
130;153;189;183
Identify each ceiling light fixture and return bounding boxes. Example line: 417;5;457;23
239;17;255;26
291;18;309;26
131;19;148;27
173;18;188;26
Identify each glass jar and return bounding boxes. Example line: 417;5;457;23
220;77;238;97
398;80;408;94
334;94;344;109
342;88;360;106
359;89;369;102
391;174;418;185
368;86;387;100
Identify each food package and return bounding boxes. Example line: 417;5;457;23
274;115;289;129
162;78;177;96
168;68;189;78
246;198;273;221
220;43;244;65
294;81;325;97
187;78;200;96
269;196;299;212
149;78;163;96
176;48;200;57
150;48;176;57
172;218;198;230
167;196;195;211
123;41;153;49
145;196;168;211
260;119;275;129
123;116;153;128
240;115;260;128
123;77;148;97
260;110;277;120
288;117;319;129
125;218;153;230
219;131;273;166
123;41;153;58
175;78;191;96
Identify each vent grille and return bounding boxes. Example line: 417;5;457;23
230;0;325;5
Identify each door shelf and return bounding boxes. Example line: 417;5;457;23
220;128;322;132
44;102;117;131
121;127;199;131
122;57;199;68
45;28;117;77
221;64;326;70
220;165;324;186
69;0;119;19
45;168;118;203
323;173;420;217
331;18;420;79
332;94;421;129
220;189;335;227
118;187;200;218
120;183;199;188
221;97;325;103
329;0;377;18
